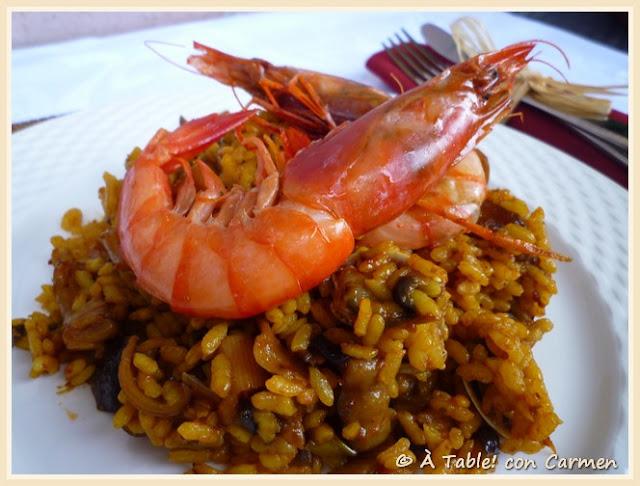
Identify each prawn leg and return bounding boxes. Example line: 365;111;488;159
418;201;571;261
152;109;259;172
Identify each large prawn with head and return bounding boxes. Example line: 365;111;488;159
187;43;573;255
118;41;559;319
187;43;490;250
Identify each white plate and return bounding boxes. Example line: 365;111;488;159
11;92;629;474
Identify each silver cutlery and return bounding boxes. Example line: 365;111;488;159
382;27;628;166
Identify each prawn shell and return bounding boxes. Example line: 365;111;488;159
119;159;354;318
282;85;484;237
165;209;354;318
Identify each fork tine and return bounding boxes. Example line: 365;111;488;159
386;37;424;82
386;38;427;83
401;28;452;71
388;37;430;83
416;42;452;72
394;32;440;79
382;41;422;86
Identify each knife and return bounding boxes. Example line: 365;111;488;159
422;24;460;65
421;23;628;166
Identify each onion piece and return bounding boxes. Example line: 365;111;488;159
119;336;191;417
254;320;304;376
62;299;118;350
222;332;267;394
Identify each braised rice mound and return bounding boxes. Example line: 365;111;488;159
13;116;561;473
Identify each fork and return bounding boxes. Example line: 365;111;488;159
382;29;628;166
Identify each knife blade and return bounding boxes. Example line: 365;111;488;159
421;23;461;62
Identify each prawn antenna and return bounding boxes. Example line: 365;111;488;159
506;111;524;123
389;72;405;94
231;85;250;111
144;40;200;76
528;55;570;84
527;38;571;69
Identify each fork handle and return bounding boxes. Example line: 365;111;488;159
569;124;628;167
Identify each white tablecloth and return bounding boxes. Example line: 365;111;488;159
11;11;628;123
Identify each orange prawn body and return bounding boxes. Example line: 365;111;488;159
188;42;389;130
118;42;534;318
282;42;534;237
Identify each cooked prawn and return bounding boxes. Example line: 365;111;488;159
187;44;490;249
188;44;571;257
187;42;388;133
119;42;538;318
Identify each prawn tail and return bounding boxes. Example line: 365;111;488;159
419;201;571;262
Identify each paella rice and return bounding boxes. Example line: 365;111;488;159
13;114;561;474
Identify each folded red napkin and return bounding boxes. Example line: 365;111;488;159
366;47;628;189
